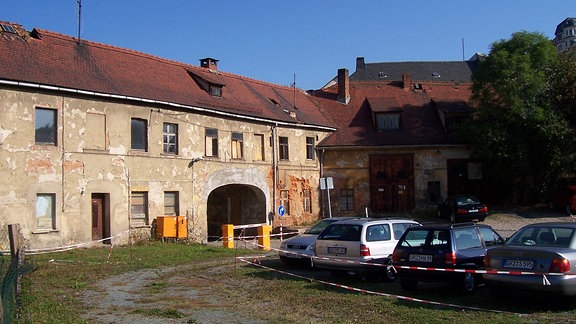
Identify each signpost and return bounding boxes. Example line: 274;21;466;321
278;205;285;241
320;177;334;218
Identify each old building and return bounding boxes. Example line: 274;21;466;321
554;17;576;53
310;57;481;217
0;21;335;250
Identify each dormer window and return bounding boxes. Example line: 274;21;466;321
209;84;222;97
376;112;400;130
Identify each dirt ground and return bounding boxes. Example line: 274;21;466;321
80;207;574;323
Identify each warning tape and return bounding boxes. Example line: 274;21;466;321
24;230;130;255
236;256;527;316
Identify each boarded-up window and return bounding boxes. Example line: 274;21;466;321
231;132;244;159
280;190;290;215
164;191;179;216
36;193;56;230
303;188;311;213
86;113;106;150
253;134;264;161
130;191;148;227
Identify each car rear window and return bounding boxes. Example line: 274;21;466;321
454;228;482;250
507;227;575;247
399;229;450;247
366;224;391;242
317;224;361;241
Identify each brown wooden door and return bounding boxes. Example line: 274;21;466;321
369;154;414;213
91;194;104;240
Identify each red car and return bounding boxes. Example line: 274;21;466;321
550;185;576;215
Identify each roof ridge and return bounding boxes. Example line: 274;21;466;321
36;27;305;93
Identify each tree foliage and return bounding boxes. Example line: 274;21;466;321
465;31;575;203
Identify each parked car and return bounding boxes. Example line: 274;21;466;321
313;217;420;280
483;222;576;297
437;194;488;223
549;185;576;215
392;222;504;293
278;217;352;266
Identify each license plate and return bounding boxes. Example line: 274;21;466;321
469;209;478;212
327;247;346;254
409;254;433;262
504;259;534;270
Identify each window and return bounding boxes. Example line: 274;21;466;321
130;192;149;227
340;188;354;211
35;107;57;145
205;128;218;157
279;136;289;161
163;123;178;154
302;188;311;213
376;113;399;130
253;134;265;161
164;191;179;216
131;118;148;151
36;193;56;230
209;84;222;97
306;136;315;160
86;113;106;150
280;190;290;215
231;132;244;159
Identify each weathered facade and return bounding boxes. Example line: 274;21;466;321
311;58;482;217
0;22;334;249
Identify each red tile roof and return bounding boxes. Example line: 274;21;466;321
0;21;334;129
311;80;473;147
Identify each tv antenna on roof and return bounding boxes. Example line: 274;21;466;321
77;0;82;45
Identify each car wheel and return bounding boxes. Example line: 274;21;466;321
400;279;418;291
460;273;476;294
383;263;396;282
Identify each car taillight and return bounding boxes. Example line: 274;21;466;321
392;250;399;262
549;257;571;273
360;244;370;257
457;208;467;215
483;254;491;268
479;206;488;213
445;252;456;265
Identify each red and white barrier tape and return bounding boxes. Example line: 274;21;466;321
237;256;527;316
24;230;130;255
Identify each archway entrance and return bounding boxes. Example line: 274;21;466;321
206;184;266;241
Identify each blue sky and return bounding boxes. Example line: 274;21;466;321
2;1;571;90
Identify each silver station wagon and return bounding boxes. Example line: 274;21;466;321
313;217;420;279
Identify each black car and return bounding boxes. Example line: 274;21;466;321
437;194;488;223
392;222;504;293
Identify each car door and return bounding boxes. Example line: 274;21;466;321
364;224;394;259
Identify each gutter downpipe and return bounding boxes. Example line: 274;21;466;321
319;148;325;218
271;124;278;225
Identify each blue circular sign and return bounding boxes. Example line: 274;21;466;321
278;205;286;217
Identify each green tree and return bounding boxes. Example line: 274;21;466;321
465;31;573;203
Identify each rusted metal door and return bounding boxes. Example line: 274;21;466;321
369;154;414;213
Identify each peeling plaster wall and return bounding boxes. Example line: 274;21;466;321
321;146;471;216
0;87;331;249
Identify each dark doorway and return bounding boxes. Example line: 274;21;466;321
206;184;266;241
91;193;111;244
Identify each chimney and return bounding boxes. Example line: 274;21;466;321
356;57;366;70
337;68;350;104
200;57;219;70
402;73;410;90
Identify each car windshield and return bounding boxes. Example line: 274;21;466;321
305;219;335;235
507;226;574;247
455;196;480;206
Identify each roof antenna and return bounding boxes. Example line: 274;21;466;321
293;73;297;109
77;0;82;45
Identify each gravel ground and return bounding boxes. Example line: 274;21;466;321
80;207;575;323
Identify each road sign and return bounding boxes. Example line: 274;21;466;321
320;177;334;190
278;205;286;217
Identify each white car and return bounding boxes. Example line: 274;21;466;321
314;217;420;280
279;217;352;266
